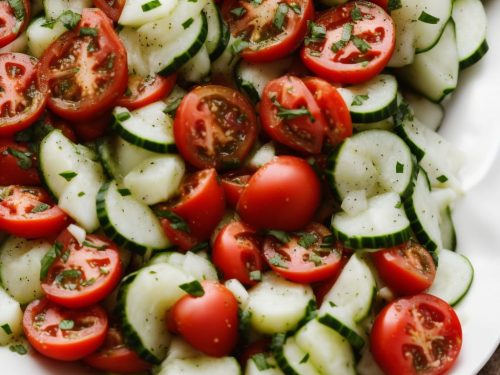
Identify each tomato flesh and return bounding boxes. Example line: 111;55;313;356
93;0;126;22
0;1;30;48
0;139;41;186
116;74;176;110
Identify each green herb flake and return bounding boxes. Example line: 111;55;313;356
289;3;301;14
163;98;182;116
141;0;162;11
41;18;57;29
82;240;107;251
305;21;326;45
179;280;205;297
271;96;315;122
396;161;404;174
7;0;25;21
9;344;27;355
230;38;250;56
59;320;74;330
155;210;191;232
115;111;131;122
273;3;289;30
252;353;275;371
118;188;132;196
188;242;209;253
7;148;32;169
341;23;353;42
40;242;62;280
266;229;290;243
78;191;85;197
351;6;362;21
387;0;402;12
79;27;98;37
418;11;440;24
297;232;318;248
268;254;287;268
182;17;194;29
31;203;50;213
352;36;371;53
320;235;335;248
309;252;324;266
59;171;78;181
59;10;81;30
351;94;369;106
437;175;448;183
299;353;310;364
100;267;110;275
395;201;402;209
249;270;262;281
1;324;12;335
230;7;246;17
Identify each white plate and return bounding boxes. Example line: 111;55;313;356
2;1;500;374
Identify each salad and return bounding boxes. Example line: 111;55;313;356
0;0;490;374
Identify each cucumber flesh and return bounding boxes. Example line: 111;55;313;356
0;287;23;345
119;0;179;27
27;17;66;58
414;0;452;53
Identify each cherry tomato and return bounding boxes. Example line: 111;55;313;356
372;241;436;296
0;139;41;186
174;85;258;170
221;173;251;208
41;230;122;309
222;0;313;62
371;294;462;375
212;221;264;286
0;53;47;136
37;8;128;121
23;299;108;361
0;186;69;238
300;1;395;84
84;327;151;373
237;156;321;231
263;223;343;283
71;112;112;142
170;281;239;357
302;76;352;146
116;74;176;110
93;0;126;22
260;76;326;154
158;214;200;253
0;0;30;48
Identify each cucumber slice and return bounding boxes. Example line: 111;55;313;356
0;236;51;304
246;272;314;335
427;249;474;306
179;44;211;83
356;346;385;375
204;0;230;60
328;129;415;201
353;117;394;132
404;91;444;131
0;287;23;345
439;206;457;251
27;17;67;58
119;0;179;27
245;353;284;375
245;142;276;170
414;0;452;53
149;251;219;282
272;335;321;375
117;263;193;363
332;192;411;249
96;181;170;253
158;356;241;375
44;0;92;19
211;35;241;85
338;75;398;123
387;0;419;68
119;27;149;76
452;0;489;69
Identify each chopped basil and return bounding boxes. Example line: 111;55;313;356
395;201;402;208
387;0;402;12
252;353;275;371
41;19;57;29
351;6;362;21
305;21;326;45
299;353;310;364
82;240;107;250
341;23;353;42
7;0;25;21
9;344;27;355
115;111;131;122
163;97;182;116
268;254;287;268
79;27;98;37
187;0;197;2
40;242;62;280
59;171;78;181
182;18;194;29
142;0;162;11
271;96;315;122
78;191;85;197
118;188;132;196
230;7;246;17
297;232;318;248
396;161;404;173
289;2;301;14
351;94;369;106
81;278;96;286
265;229;290;243
100;267;110;275
59;10;81;30
239;309;253;340
59;320;74;330
155;210;190;232
320;234;335;248
418;11;440;24
1;324;12;335
231;38;250;56
273;3;289;30
7;148;32;169
437;175;448;183
188;242;209;253
352;36;371;53
250;0;262;5
394;102;413;126
31;203;50;213
179;280;205;297
61;249;70;263
309;252;323;266
57;269;82;281
249;270;262;281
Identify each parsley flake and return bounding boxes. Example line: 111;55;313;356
40;242;62;280
59;320;74;330
396;161;404;173
59;171;78;181
142;0;162;11
179;280;205;297
418;11;440;24
351;94;369;106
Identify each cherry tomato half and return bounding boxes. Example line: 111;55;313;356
260;75;326;154
222;0;313;62
0;0;30;48
41;230;122;309
0;53;47;136
116;74;176;110
371;294;462;375
0;139;41;186
237;156;321;231
372;241;436;296
301;1;395;84
37;8;128;121
93;0;126;23
174;85;258;170
221;173;251;208
23;299;108;361
0;186;69;238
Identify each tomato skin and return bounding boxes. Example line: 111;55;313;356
84;327;151;373
237;156;321;231
370;294;462;375
23;299;108;361
302;77;352;146
159;216;200;252
37;8;128;121
300;1;395;84
0;186;69;238
41;230;123;309
116;74;176;110
93;0;126;22
174;85;258;170
170;281;239;357
212;221;264;286
221;174;251;208
372;241;436;296
260;76;326;154
71;112;112;142
0;139;41;186
0;1;30;48
222;0;314;62
0;53;47;136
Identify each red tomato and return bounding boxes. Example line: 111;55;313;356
237;156;321;231
260;76;326;154
174;85;258;170
0;0;30;48
302;77;352;146
222;0;313;62
41;230;122;309
0;186;69;238
372;241;436;296
263;223;343;283
71;112;112;142
116;74;176;110
0;139;41;186
368;0;388;9
84;327;151;373
23;299;108;361
371;294;462;375
158;214;200;252
212;221;263;286
37;8;128;121
300;1;395;84
170;281;239;357
0;53;47;136
221;173;251;208
93;0;126;22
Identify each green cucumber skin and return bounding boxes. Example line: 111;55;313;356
332;224;411;250
459;39;489;70
208;7;230;61
233;61;260;105
317;315;365;351
349;95;398;124
271;334;300;375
